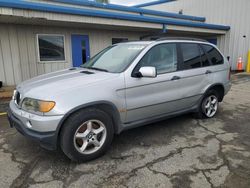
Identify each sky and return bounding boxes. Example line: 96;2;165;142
110;0;154;6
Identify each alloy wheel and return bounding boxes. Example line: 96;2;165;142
202;95;218;118
73;120;107;154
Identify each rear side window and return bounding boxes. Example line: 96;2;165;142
202;44;224;65
199;46;210;67
180;43;201;70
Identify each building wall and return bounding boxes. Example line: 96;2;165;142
144;0;250;70
0;24;141;86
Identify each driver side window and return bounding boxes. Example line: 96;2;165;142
136;43;177;74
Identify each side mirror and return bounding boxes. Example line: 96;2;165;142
137;66;157;78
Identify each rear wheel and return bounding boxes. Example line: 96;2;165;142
202;94;218;118
60;108;114;162
195;90;219;119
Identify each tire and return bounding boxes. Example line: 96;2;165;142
60;108;114;162
194;89;219;119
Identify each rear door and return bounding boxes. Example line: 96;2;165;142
177;42;212;106
200;44;228;88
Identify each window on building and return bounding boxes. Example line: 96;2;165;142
136;43;177;74
37;34;65;62
112;38;128;45
181;43;201;70
201;44;224;65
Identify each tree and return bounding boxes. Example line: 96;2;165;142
96;0;109;4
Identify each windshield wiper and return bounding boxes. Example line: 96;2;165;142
83;67;109;72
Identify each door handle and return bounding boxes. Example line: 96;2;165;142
171;76;181;80
205;70;212;74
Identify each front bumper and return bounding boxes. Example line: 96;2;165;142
8;100;64;150
8;109;58;150
9;100;63;132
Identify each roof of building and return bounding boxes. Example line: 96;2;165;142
53;0;204;22
133;0;176;8
0;0;230;31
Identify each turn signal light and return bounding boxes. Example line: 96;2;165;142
39;101;56;113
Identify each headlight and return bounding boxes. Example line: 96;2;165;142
12;90;16;100
21;98;56;113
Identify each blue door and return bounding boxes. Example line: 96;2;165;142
71;35;90;67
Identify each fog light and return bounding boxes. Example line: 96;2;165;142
26;120;32;128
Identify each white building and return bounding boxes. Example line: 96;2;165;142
0;0;230;86
141;0;250;71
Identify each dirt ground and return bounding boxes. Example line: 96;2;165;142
0;74;250;188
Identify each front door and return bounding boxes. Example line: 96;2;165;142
125;43;186;123
71;35;90;67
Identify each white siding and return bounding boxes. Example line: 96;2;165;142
0;24;141;85
0;7;162;31
0;26;15;85
145;0;250;70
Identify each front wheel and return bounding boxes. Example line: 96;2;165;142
60;108;114;162
195;90;219;119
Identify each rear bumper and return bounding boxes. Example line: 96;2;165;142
7;109;58;150
224;81;232;95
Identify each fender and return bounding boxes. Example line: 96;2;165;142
55;100;122;143
202;83;225;101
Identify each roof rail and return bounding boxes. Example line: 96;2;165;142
156;37;208;42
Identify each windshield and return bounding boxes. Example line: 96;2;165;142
81;43;146;73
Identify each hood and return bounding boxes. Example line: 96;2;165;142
17;68;119;99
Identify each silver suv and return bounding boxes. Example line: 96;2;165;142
8;38;231;162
